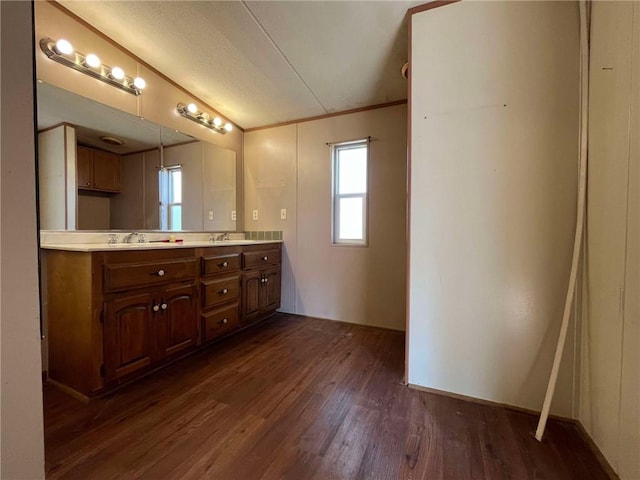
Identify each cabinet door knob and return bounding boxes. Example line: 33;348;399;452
152;304;160;312
86;182;91;186
157;269;165;276
262;256;268;261
219;288;229;295
264;278;269;283
218;318;228;324
161;303;168;310
221;261;228;267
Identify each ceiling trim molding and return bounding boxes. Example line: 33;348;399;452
407;1;461;17
37;121;76;135
244;99;408;133
47;0;245;132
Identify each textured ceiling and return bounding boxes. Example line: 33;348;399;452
58;1;420;129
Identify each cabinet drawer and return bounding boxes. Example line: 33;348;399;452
201;276;239;309
104;258;197;292
201;253;240;277
202;303;239;341
242;249;281;269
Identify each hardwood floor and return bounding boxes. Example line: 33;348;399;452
44;314;611;479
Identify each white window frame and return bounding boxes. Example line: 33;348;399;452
159;165;183;231
331;139;369;246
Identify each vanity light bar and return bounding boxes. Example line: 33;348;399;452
39;37;145;96
176;102;233;134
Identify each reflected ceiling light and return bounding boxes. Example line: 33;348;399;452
54;39;74;55
84;53;101;69
176;102;233;135
109;66;125;80
40;37;145;96
132;77;146;90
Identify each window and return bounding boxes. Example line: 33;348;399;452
332;139;368;245
159;166;182;230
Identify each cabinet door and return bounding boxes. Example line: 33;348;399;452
92;150;121;192
242;270;262;322
104;292;156;382
262;267;281;312
77;146;93;189
158;284;198;359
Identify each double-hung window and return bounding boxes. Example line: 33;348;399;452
332;139;369;245
159;165;182;231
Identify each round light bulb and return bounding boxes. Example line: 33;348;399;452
110;66;125;80
133;77;146;90
84;53;101;68
224;123;233;132
55;39;74;55
213;117;222;127
187;103;198;114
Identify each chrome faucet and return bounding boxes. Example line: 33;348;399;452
209;232;230;243
123;232;145;243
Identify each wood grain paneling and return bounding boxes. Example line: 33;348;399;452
44;314;612;480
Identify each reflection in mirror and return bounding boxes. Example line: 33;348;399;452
36;82;237;232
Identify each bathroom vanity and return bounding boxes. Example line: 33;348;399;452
42;240;281;398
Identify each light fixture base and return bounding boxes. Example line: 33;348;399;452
40;38;143;96
176;102;228;134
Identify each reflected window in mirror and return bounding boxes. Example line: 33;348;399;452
159;166;182;230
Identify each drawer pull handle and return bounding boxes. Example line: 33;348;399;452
152;304;160;312
219;288;229;295
264;278;269;283
161;303;168;310
262;256;268;261
220;261;229;267
218;318;228;325
260;278;265;283
155;269;165;277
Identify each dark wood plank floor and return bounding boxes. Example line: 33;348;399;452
44;314;610;480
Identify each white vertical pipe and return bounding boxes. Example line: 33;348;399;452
535;0;590;441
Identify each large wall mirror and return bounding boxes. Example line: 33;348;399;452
36;82;237;232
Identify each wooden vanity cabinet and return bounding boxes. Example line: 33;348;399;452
199;248;241;343
77;145;121;193
43;242;281;398
241;245;282;324
102;251;198;386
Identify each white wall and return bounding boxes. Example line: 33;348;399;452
0;2;46;478
202;142;236;232
38;126;67;230
244;104;407;330
580;2;640;478
408;1;580;415
38;125;77;230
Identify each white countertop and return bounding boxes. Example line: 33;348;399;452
41;239;282;252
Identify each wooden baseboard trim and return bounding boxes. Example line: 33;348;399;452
574;421;620;480
406;383;576;424
46;378;91;403
279;311;406;334
407;383;620;479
